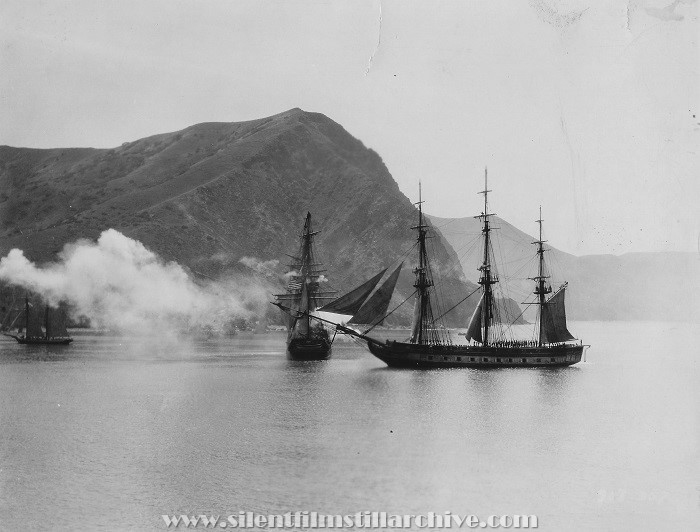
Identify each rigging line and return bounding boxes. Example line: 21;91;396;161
548;249;569;287
423;234;481;300
493;229;515;310
497;231;534;247
497;287;533;301
453;237;482;268
422;251;467;296
424;238;448;314
501;297;536;336
431;216;462;231
451;232;482;255
504;255;538;281
426;242;464;336
433;285;481;322
320;239;418;296
362;289;418;335
494;255;531;268
438;230;482;237
448;240;480;287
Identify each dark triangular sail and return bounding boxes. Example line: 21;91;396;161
46;305;70;337
45;307;53;338
26;305;44;338
541;287;575;343
318;268;387;315
349;263;403;326
465;293;484;343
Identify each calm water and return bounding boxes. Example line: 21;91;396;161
0;322;698;531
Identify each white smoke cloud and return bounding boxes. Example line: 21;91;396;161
239;256;280;276
0;229;270;334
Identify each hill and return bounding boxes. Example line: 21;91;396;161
428;214;700;323
0;109;478;326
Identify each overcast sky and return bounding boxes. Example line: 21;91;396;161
1;0;697;256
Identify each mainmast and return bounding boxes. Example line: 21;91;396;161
532;206;551;346
274;212;336;335
298;212;317;335
475;168;498;346
410;183;434;344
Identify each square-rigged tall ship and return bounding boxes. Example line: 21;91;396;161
315;171;586;368
273;212;403;360
273;213;335;360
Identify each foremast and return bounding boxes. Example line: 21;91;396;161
475;168;498;346
297;213;315;335
295;212;334;335
275;212;335;338
409;184;447;345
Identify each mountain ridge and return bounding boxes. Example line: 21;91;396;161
428;214;700;322
0;109;477;326
3;108;694;325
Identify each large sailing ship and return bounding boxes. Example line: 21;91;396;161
2;297;73;345
315;172;585;368
273;212;403;360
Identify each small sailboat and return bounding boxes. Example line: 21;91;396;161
2;297;73;345
273;212;402;360
309;172;585;368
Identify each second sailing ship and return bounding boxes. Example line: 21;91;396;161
273;212;402;360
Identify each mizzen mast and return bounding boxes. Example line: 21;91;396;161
532;206;552;346
475;168;498;346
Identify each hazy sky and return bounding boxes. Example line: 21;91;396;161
1;0;697;255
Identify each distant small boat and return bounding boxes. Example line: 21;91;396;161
2;297;73;345
273;212;402;360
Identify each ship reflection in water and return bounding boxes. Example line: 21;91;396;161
0;321;697;530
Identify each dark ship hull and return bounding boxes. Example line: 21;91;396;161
287;335;332;360
287;331;331;360
4;334;73;345
368;340;583;368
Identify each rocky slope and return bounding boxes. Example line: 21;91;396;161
0;109;478;326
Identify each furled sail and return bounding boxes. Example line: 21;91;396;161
465;293;484;343
409;296;422;343
349;263;403;326
294;279;310;337
541;286;575;343
318;268;387;315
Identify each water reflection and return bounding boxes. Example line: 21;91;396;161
0;338;78;363
0;325;697;530
533;367;580;410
